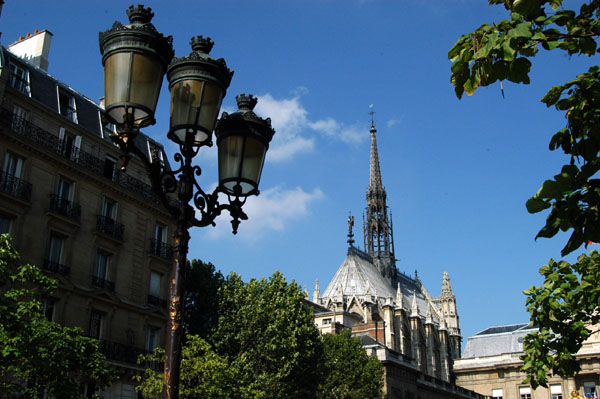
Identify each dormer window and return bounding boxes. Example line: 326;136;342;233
9;64;30;96
57;87;78;123
147;140;164;166
99;111;116;141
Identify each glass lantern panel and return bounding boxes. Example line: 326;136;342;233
104;52;132;124
197;82;224;135
239;136;267;192
218;135;243;192
129;52;164;123
169;79;206;144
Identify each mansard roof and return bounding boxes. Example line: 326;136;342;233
0;46;170;168
462;324;537;358
320;246;438;322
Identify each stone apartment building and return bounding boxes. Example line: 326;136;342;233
0;30;176;397
310;120;482;399
454;324;600;399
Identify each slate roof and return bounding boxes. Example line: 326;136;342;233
321;249;437;322
462;324;537;358
1;46;169;167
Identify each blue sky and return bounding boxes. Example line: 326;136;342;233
2;0;595;343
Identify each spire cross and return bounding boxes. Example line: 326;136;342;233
347;213;355;247
369;105;375;127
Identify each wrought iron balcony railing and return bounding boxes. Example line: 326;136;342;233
0;107;167;205
96;215;124;240
148;294;168;308
98;339;155;367
42;259;70;275
149;238;173;260
91;275;115;291
0;171;32;202
49;195;81;221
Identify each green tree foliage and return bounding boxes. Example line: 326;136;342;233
137;267;386;398
318;329;385;399
0;234;115;398
449;0;600;388
212;272;324;399
183;259;224;339
136;338;240;399
138;271;324;398
522;251;600;388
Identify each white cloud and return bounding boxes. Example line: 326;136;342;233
254;94;366;161
204;185;325;241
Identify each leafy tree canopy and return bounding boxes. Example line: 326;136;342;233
138;267;386;398
0;234;115;398
318;329;386;399
449;0;600;388
522;251;600;388
449;0;600;256
183;259;224;339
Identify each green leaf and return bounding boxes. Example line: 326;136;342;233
527;197;551;213
508;22;533;39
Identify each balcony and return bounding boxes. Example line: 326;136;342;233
0;171;32;202
91;275;115;291
0;107;163;204
148;294;168;308
96;215;124;240
43;259;70;275
49;195;81;221
98;339;156;368
149;239;172;260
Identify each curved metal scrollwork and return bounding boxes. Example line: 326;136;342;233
111;131;248;234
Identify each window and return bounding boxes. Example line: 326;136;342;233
1;152;24;197
12;105;29;133
9;63;30;95
48;234;64;264
89;311;104;339
57;176;73;201
102;197;117;220
42;299;55;321
520;387;532;399
3;152;24;178
584;382;597;398
149;271;161;298
103;155;117;180
550;385;562;399
92;251;114;290
322;318;332;325
0;215;11;235
99;111;116;141
147;140;164;166
58;128;81;161
492;389;503;399
57;87;78;123
93;252;110;287
150;223;171;259
146;327;159;352
154;223;167;244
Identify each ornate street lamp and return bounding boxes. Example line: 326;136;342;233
99;6;275;399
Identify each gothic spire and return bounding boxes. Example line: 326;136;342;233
411;292;419;317
440;271;455;300
369;114;383;191
442;271;452;294
363;106;396;285
313;279;320;303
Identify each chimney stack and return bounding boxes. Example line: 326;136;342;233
9;29;53;71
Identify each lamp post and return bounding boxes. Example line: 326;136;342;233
99;6;275;399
